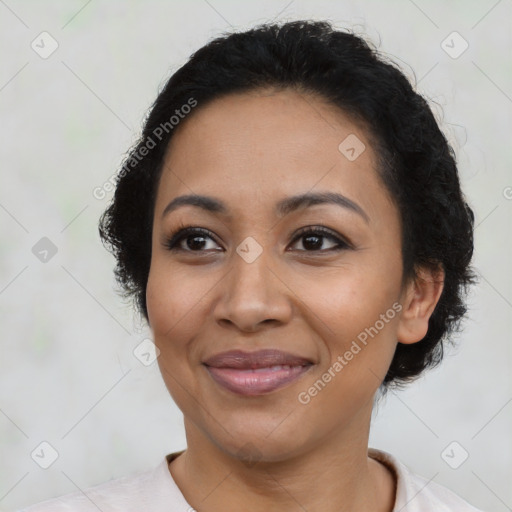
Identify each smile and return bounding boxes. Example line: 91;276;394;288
203;349;314;396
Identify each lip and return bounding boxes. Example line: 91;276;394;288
203;349;314;396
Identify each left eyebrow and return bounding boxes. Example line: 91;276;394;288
161;191;370;224
275;192;370;224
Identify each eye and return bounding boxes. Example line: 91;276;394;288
288;226;351;252
163;225;351;254
163;226;222;252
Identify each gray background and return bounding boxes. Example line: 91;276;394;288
0;1;510;511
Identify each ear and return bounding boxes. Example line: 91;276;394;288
396;265;445;344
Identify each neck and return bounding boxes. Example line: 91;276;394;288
168;404;396;512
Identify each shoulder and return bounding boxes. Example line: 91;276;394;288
16;455;187;512
368;448;486;512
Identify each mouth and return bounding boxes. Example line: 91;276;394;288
202;349;314;396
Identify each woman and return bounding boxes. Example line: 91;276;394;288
21;20;483;512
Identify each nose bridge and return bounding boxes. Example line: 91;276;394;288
233;237;270;295
214;237;292;331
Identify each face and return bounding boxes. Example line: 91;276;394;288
146;88;412;463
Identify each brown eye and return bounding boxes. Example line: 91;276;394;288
289;227;351;252
164;227;221;252
163;225;351;254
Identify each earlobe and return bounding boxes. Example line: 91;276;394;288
396;265;445;344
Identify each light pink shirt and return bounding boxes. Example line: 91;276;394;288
18;448;485;511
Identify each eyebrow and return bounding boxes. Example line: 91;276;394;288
161;192;370;223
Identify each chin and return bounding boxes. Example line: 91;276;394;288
202;410;317;465
218;436;307;466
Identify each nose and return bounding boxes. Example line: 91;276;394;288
212;245;293;333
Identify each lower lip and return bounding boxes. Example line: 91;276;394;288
204;364;312;396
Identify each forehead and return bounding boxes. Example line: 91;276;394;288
155;89;392;221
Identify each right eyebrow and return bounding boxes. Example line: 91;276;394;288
162;194;228;219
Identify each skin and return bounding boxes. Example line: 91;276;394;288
146;88;444;512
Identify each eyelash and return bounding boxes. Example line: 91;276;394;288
163;223;352;254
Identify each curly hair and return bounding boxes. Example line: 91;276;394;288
98;20;476;388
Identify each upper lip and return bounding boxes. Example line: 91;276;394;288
203;349;314;369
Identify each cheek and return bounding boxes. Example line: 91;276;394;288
294;274;400;422
299;264;400;331
146;264;203;351
146;264;209;408
295;266;401;377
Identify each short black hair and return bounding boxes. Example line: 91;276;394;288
98;20;476;388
